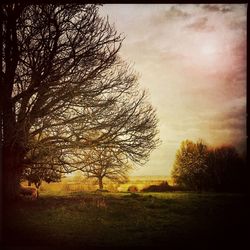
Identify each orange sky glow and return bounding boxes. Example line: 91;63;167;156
100;4;247;176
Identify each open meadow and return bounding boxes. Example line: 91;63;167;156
2;190;248;250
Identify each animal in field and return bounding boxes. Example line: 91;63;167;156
19;186;38;200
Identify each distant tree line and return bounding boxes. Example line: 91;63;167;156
172;140;247;192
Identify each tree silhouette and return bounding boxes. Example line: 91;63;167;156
172;140;209;191
1;4;159;201
82;146;131;190
172;140;246;192
207;146;246;192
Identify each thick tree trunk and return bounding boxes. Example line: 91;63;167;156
2;146;24;202
1;4;26;204
98;177;103;190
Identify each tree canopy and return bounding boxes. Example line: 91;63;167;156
172;140;209;191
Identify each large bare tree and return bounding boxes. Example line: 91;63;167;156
1;4;159;201
1;4;123;200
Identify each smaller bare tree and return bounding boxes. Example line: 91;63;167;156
83;146;131;190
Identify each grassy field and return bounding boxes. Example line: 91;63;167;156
2;191;248;249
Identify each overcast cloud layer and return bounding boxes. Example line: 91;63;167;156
100;4;247;176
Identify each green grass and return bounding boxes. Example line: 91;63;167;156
2;191;248;249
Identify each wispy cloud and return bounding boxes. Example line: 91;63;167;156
164;6;191;19
204;107;246;132
227;19;246;30
185;17;214;32
202;4;233;13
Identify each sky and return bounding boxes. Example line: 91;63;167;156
99;4;247;176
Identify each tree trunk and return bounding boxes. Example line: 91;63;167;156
35;181;41;198
2;146;24;202
98;177;103;190
1;4;26;204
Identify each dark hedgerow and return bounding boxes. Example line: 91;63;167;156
141;181;173;192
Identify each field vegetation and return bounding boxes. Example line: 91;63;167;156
3;189;247;249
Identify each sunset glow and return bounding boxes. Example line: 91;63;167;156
100;4;247;176
201;43;217;55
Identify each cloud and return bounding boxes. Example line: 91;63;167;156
199;103;246;135
202;4;233;13
222;40;246;96
228;19;246;30
164;6;191;19
207;118;246;132
185;17;214;32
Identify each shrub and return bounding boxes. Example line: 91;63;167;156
19;186;38;200
142;181;173;192
128;185;138;193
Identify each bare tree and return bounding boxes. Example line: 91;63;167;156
83;146;131;190
1;4;159;201
1;4;123;200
